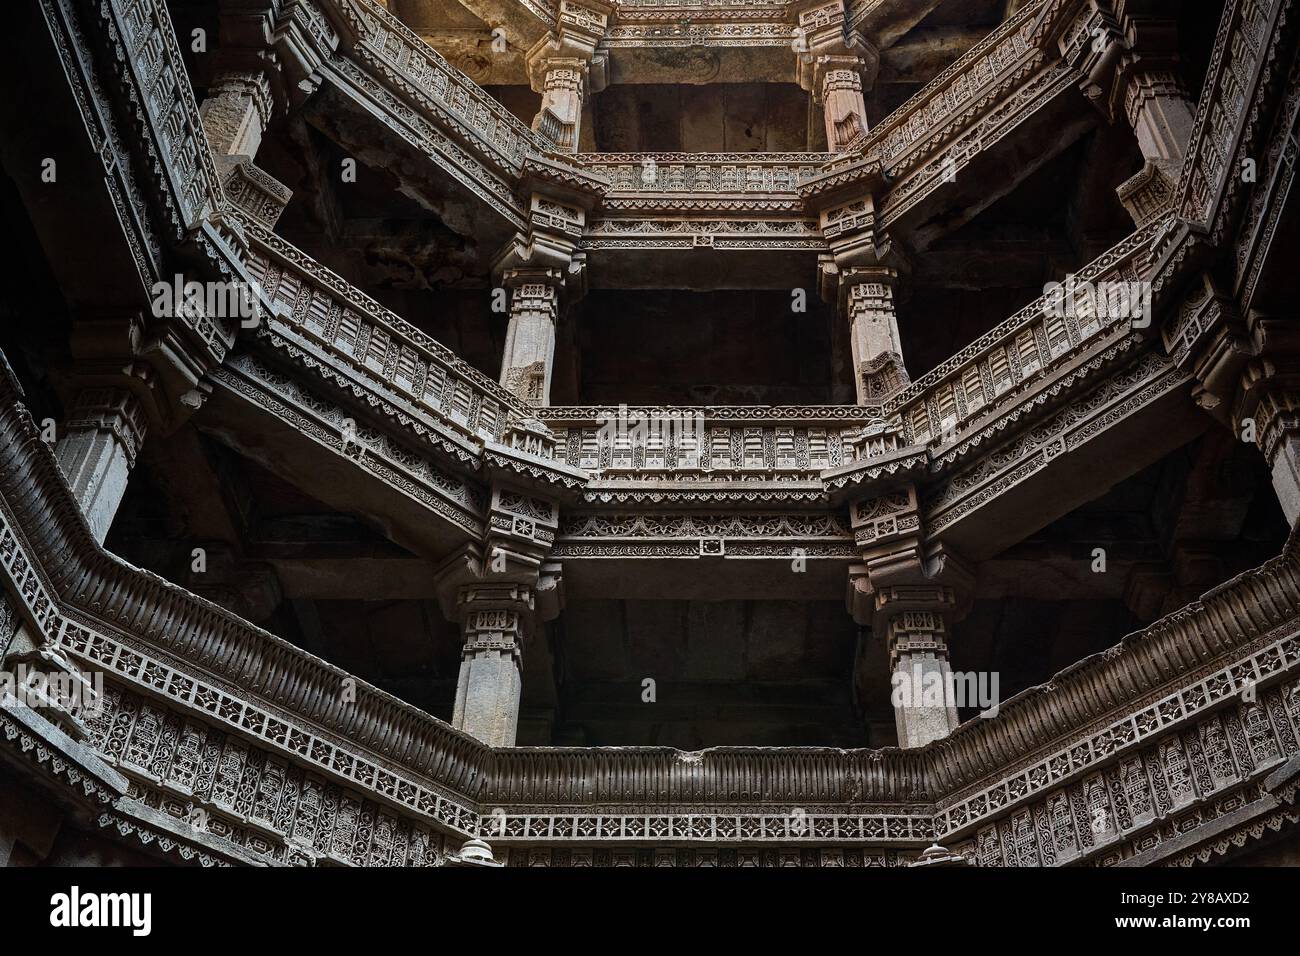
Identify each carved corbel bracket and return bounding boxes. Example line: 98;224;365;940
1164;273;1251;420
61;313;216;436
791;0;880;89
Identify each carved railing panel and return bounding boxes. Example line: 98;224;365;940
541;406;875;483
584;153;830;214
554;512;857;560
881;218;1166;458
1174;0;1292;239
243;222;525;452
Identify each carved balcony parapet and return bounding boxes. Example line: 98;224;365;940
885;217;1167;463
603;0;794;57
1232;46;1300;317
93;0;226;241
241;221;526;449
865;4;1046;186
552;511;857;564
302;0;601;231
326;0;544;171
51;0;253;382
539;405;877;493
1154;0;1296;291
580;216;825;251
584;153;830;214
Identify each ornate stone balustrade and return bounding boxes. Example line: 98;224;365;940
540;406;876;487
52;0;242;369
243;222;526;453
882;217;1166;459
581;216;826;249
867;4;1044;175
1173;0;1288;236
332;0;545;173
99;0;225;239
1154;0;1296;297
584;153;830;213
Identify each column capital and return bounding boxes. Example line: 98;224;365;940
791;0;880;87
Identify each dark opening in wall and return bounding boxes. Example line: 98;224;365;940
568;289;842;406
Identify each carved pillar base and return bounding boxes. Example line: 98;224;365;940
452;584;535;747
55;387;147;544
892;654;961;749
1117;158;1178;228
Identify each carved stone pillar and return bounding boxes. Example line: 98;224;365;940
1121;66;1196;166
493;187;591;406
452;583;534;747
877;586;961;749
199;68;291;228
793;0;878;152
1106;2;1197;226
844;267;909;404
55;387;147;544
846;484;972;749
1242;375;1300;526
1116;65;1196;225
200;71;273;159
526;0;610;152
500;272;561;406
818;60;871;153
436;473;565;747
531;60;588;152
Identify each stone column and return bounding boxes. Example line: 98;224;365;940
1245;384;1300;526
500;273;561;406
55;387;147;544
844;268;909;404
847;485;971;748
531;59;588;152
793;0;878;153
878;589;961;749
525;0;610;153
1114;64;1197;226
452;584;534;747
819;61;871;153
199;71;273;159
1110;8;1197;226
198;68;292;228
1122;67;1196;166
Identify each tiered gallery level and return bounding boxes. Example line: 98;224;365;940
1;0;1299;867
